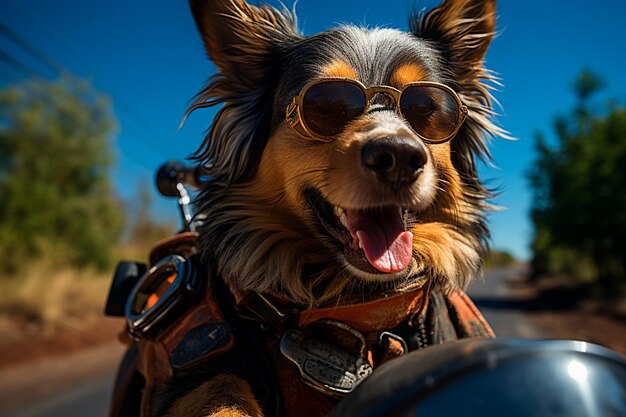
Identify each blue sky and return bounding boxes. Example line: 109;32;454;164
2;0;626;260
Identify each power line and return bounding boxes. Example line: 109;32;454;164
0;20;63;76
0;17;173;198
0;15;180;154
0;18;172;162
0;46;168;169
0;63;20;82
0;46;36;78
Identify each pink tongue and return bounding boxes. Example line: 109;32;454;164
346;208;414;273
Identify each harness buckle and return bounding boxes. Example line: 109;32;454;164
379;331;408;354
236;291;287;329
279;320;373;398
377;331;408;364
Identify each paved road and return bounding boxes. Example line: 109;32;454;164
467;264;545;338
2;266;539;417
1;343;124;417
7;375;115;417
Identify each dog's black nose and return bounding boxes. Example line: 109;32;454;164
361;137;428;188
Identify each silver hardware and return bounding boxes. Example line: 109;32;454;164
176;182;195;232
280;328;373;398
379;331;408;354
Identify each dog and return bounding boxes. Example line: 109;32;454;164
127;0;504;416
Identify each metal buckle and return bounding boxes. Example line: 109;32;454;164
236;291;286;329
279;321;373;398
379;331;408;354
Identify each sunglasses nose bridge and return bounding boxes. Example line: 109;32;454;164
366;88;400;112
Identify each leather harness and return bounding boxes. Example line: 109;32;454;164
107;233;494;417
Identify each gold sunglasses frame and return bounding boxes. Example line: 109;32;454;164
285;77;468;144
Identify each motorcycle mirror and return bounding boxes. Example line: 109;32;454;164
155;160;202;197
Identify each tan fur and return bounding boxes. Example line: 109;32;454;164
390;63;427;86
322;60;358;78
163;375;262;417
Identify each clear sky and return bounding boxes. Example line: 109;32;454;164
2;0;626;260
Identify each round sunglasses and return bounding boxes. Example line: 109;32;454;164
285;78;468;144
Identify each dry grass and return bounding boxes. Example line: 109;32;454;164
0;259;112;342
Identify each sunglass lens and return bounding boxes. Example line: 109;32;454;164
302;81;366;137
400;86;460;142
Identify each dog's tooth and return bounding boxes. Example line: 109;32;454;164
333;206;348;227
340;212;348;228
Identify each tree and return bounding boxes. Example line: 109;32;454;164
0;76;123;272
528;70;626;294
122;182;175;259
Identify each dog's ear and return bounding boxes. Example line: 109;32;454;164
412;0;503;213
188;1;300;187
190;0;299;83
411;0;496;73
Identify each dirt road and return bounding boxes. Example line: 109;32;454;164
0;266;542;417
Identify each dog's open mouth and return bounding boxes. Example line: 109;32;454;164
304;188;414;275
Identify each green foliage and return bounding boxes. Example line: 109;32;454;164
573;69;605;102
528;71;626;293
0;76;123;272
121;184;176;260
